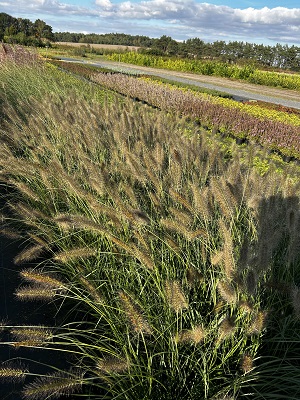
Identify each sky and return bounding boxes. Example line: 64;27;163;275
1;0;300;46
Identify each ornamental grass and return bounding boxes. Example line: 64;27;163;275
0;55;300;399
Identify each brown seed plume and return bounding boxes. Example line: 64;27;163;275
240;354;254;374
53;247;96;263
15;285;56;301
14;244;45;265
165;280;188;313
96;357;129;374
0;364;27;382
176;325;206;345
247;311;267;335
217;280;237;304
218;316;235;341
22;369;84;400
219;219;236;279
119;291;152;334
20;269;64;289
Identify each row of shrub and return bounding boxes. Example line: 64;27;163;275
91;72;300;159
108;52;300;91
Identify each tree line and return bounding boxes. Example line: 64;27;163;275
1;12;299;71
54;32;300;71
0;12;54;46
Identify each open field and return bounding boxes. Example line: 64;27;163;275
55;41;140;51
1;45;300;399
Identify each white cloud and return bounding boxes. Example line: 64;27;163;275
2;0;300;45
95;0;113;10
236;6;300;24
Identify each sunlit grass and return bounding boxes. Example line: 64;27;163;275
0;48;300;399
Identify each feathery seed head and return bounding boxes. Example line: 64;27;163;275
175;329;192;344
218;316;236;341
14;244;45;265
11;340;49;349
15;285;56;301
55;214;105;234
169;207;193;226
20;269;64;289
240;354;254;374
185;228;208;241
149;192;161;208
169;189;194;213
54;214;75;230
211;251;224;266
219;220;236;279
119;291;152;334
54;247;96;263
211;177;237;219
96;357;129;374
10;180;39;201
217;280;237;304
247;311;267;335
10;202;47;221
189;325;206;344
129;244;155;270
190;184;213;221
133;230;150;252
0;228;23;240
11;326;53;344
238;300;253;314
0;364;27;382
22;369;84;400
165;237;181;253
165;280;188;313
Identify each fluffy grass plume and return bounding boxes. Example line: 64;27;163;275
96;356;129;374
119;291;152;334
165;280;189;313
20;269;64;289
0;362;27;382
22;369;84;400
15;285;56;301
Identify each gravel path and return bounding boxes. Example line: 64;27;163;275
60;58;300;109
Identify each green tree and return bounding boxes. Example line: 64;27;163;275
0;12;16;40
33;19;54;41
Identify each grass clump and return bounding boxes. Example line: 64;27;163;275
0;53;300;399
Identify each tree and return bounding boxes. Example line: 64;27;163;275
0;13;16;40
154;35;173;54
33;19;54;41
185;38;206;58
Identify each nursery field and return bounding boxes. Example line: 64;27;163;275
56;42;141;52
109;52;300;91
1;45;300;400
